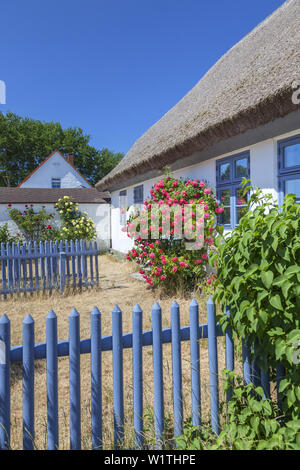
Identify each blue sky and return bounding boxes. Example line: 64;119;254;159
0;0;285;155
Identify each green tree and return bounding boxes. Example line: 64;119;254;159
0;111;123;186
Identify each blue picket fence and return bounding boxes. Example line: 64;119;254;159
0;240;99;297
0;298;283;450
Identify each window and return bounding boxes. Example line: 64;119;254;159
133;185;144;205
119;190;127;226
278;135;300;204
51;178;61;188
216;151;250;228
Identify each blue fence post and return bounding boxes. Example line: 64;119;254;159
207;298;220;435
23;315;35;450
46;310;59;450
0;315;10;449
60;250;66;295
1;243;7;299
132;304;144;449
89;241;94;286
225;307;234;402
94;241;99;286
171;301;183;440
33;241;39;292
16;242;21;293
69;308;81;450
112;305;124;448
152;302;164;449
189;299;201;427
91;306;102;449
40;241;46;292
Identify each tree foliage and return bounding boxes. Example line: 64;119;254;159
0;111;123;186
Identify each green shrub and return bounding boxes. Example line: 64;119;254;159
0;223;19;244
211;183;300;420
176;371;300;450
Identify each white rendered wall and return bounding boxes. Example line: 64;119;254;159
20;152;91;188
0;202;110;250
110;128;300;254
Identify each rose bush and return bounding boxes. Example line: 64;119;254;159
55;196;96;241
124;174;222;293
7;204;57;242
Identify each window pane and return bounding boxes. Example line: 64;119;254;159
134;185;144;204
219;188;230;206
236;187;248;206
220;163;230;182
235;158;249;178
218;207;231;225
284;143;300;168
285;178;300;202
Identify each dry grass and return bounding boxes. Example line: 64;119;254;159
2;254;235;450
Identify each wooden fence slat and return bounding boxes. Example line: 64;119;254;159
46;310;59;450
1;243;7;298
94;241;99;286
75;240;82;289
60;250;66;295
81;240;88;287
28;242;33;294
22;315;35;450
69;308;81;450
70;240;76;288
6;243;13;294
40;241;46;292
207;297;220;435
189;298;201;427
21;244;27;294
34;242;39;292
89;241;94;286
132;304;143;449
91;307;102;449
171;300;183;440
16;243;21;293
112;305;124;448
152;302;164;449
0;314;10;450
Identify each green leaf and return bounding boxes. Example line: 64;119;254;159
270;294;283;311
261;271;274;289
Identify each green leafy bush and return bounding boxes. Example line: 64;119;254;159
211;184;300;420
0;223;19;244
176;371;300;450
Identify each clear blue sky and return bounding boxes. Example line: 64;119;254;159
0;0;285;155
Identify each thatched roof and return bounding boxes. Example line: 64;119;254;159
96;0;300;191
0;188;110;204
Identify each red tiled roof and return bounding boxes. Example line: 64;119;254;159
0;187;110;204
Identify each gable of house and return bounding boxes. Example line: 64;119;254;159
18;150;92;189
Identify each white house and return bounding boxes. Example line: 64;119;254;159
18;150;92;189
95;0;300;256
